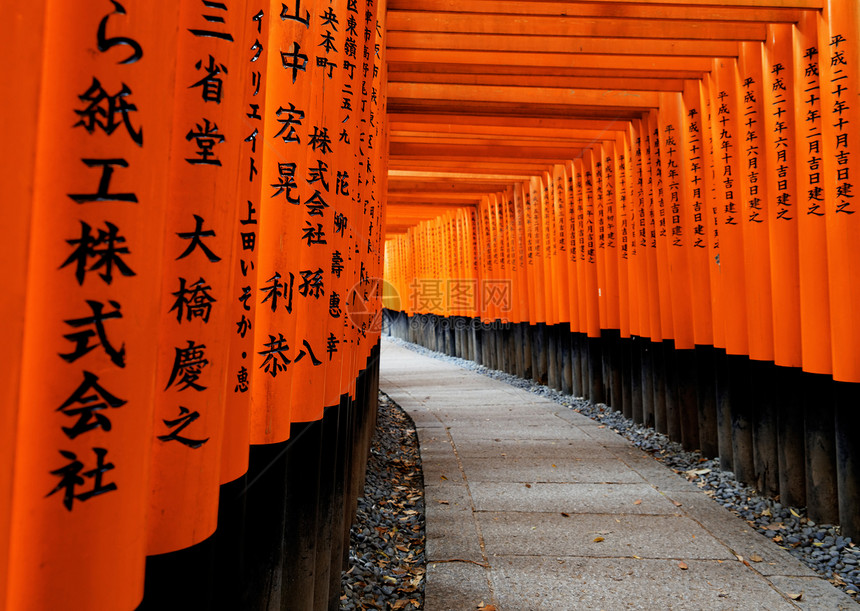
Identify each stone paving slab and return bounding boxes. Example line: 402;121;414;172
489;556;797;610
458;456;645;484
477;512;735;560
470;482;683;514
378;339;859;610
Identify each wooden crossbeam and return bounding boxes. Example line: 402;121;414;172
387;33;740;57
387;0;813;21
387;12;768;41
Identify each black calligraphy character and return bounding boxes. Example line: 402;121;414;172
68;158;138;203
319;30;337;54
331;250;344;277
74;78;142;145
170;277;216;323
190;55;227;103
47;448;117;511
165;340;209;391
298;268;324;299
61;221;135;285
235;366;249;393
321;6;339;30
241;200;257;225
241;259;254;276
157;406;210;448
308;126;332;154
344;37;357;59
316;56;336;78
236;314;252;338
250;40;263;63
274;104;304;143
57;370;127;439
301;221;327;246
333;212;348;236
60;300;126;367
97;0;143;64
258;333;291;377
271;162;300;203
304;190;329;216
307;159;330;191
186;119;226;165
241;232;256;252
293;339;322;366
177;214;222;262
281;42;308;84
280;0;309;25
329;291;341;317
260;272;284;311
261;272;294;312
245;127;259;153
239;286;252;311
338;128;350;144
326;332;339;360
189;0;234;41
252;9;264;32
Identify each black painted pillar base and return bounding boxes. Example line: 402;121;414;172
652;341;668;435
804;372;839;525
675;348;699;452
751;360;779;498
282;420;322;611
521;322;533;381
663;339;681;442
547;324;560;390
213;474;247;611
776;366;806;509
695;345;719;459
606;330;623;412
630;336;643;425
240;440;290;611
621;336;633;420
560;325;573;395
142;527;216;611
835;381;860;539
587;335;605;404
714;349;734;472
640;339;654;428
534;323;548;385
728;354;755;486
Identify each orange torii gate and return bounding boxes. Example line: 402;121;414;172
2;0;387;609
382;0;860;545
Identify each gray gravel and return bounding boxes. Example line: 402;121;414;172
340;392;425;610
384;335;860;603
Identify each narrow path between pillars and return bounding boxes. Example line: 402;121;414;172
379;339;858;611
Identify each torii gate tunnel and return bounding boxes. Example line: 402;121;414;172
1;0;859;609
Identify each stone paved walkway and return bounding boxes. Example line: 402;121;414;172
379;339;859;611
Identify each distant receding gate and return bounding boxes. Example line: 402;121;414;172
381;0;860;544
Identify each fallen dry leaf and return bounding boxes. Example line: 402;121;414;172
787;592;803;601
525;483;532;488
678;562;689;570
392;600;409;610
766;522;784;530
750;553;763;563
560;512;570;517
672;500;683;507
439;475;448;481
790;508;802;518
437;500;449;505
633;499;642;505
593;536;605;543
